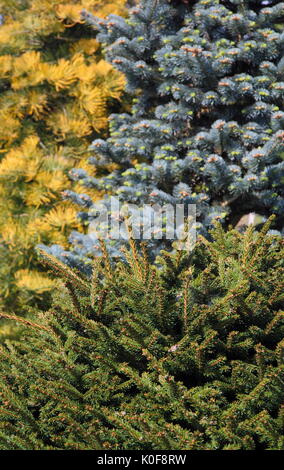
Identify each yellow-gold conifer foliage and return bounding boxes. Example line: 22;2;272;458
0;0;126;317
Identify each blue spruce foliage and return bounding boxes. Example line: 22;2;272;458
43;0;284;274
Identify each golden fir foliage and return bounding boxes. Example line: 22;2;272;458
0;0;126;314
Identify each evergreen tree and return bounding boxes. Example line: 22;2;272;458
47;0;284;272
0;0;126;317
0;221;283;450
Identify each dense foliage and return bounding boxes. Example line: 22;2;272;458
0;0;282;452
0;0;126;317
0;221;283;450
46;0;284;273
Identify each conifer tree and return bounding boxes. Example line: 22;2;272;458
0;0;126;316
0;221;283;450
47;0;284;271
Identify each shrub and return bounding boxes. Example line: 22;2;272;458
47;0;284;273
0;221;283;450
0;0;126;316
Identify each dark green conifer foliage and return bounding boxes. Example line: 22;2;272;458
0;220;283;450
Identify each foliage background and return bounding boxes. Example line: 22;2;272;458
0;0;127;322
48;0;284;274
